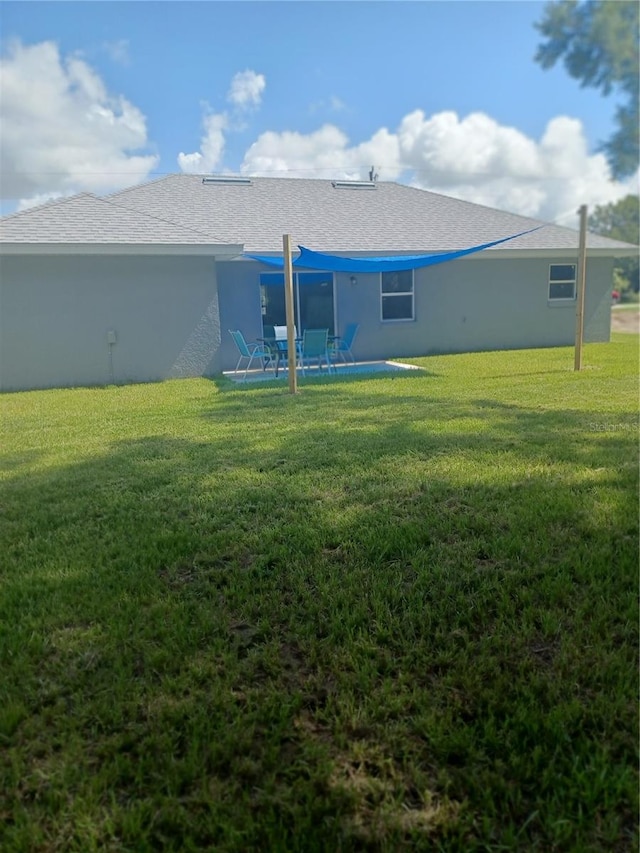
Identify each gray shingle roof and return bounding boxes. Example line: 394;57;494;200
2;175;636;255
0;191;230;245
107;175;637;254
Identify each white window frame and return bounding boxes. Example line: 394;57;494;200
380;269;415;322
548;263;576;302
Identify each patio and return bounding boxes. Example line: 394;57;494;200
223;359;423;383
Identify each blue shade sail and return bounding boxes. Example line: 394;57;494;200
245;226;544;272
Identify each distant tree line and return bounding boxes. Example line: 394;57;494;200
588;195;639;299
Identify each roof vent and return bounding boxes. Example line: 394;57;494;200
202;176;252;185
331;180;377;190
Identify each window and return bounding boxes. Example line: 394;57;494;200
548;264;576;300
381;270;414;321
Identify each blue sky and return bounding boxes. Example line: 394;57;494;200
1;1;636;222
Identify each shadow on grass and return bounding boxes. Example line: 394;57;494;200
209;365;438;393
1;398;638;851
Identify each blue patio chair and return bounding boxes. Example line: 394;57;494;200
229;330;275;380
297;328;333;375
331;322;359;364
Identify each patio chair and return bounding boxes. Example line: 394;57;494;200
297;328;333;375
258;325;288;375
273;324;300;361
331;322;359;364
229;330;275;380
273;324;297;345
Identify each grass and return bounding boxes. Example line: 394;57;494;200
1;336;638;852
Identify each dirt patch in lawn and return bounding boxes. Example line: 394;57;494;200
611;307;640;333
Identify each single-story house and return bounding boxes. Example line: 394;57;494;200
0;174;636;392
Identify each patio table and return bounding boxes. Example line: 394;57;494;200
259;335;338;376
258;337;301;376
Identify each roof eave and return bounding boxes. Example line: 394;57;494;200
483;246;639;259
0;242;244;257
239;246;638;261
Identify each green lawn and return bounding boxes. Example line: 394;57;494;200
1;336;638;852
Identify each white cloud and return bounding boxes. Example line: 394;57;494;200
178;113;228;173
241;125;352;178
240;124;401;181
0;40;159;206
398;110;540;182
240;109;636;224
404;112;636;224
178;69;265;174
16;191;64;212
227;70;265;109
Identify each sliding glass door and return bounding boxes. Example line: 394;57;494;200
260;272;335;335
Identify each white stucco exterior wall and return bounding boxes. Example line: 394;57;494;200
0;252;615;390
215;255;613;369
332;255;613;362
0;254;222;392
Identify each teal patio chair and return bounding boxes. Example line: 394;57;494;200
331;322;359;364
297;328;333;375
229;330;275;380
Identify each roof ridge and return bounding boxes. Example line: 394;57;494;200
388;182;635;244
0;192;97;222
99;194;225;240
392;181;554;227
104;173;177;200
108;173;401;189
0;190;210;240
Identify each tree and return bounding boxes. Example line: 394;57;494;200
589;195;639;295
535;1;639;179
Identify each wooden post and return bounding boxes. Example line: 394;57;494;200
283;234;298;393
574;205;588;371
